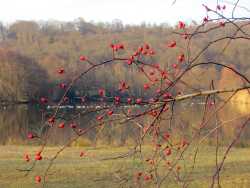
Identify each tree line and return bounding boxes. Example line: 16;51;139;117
0;19;248;103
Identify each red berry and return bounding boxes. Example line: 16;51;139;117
113;45;118;51
24;154;30;162
163;92;172;99
27;132;34;139
58;122;65;128
161;71;168;79
183;33;188;40
142;50;148;55
40;97;48;104
118;44;124;49
168;41;176;48
70;123;77;129
220;21;225;27
178;54;185;62
149;50;155;55
98;88;105;97
163;132;170;140
203;16;209;23
80;151;85;157
127;98;132;104
63;97;69;103
144;43;150;49
59;83;66;89
107;110;113;116
79;55;87;61
143;83;150;90
181;140;189;147
48;117;55;124
150;110;158;117
172;63;178;69
35;154;42;161
137;172;143;177
35;176;41;183
144;174;153;181
138;47;143;52
164;148;172;156
57;68;64;74
127;59;133;65
96;115;103;121
119;81;129;91
127;108;132;115
136;98;142;104
114;96;120;103
178;21;185;29
156;88;161;94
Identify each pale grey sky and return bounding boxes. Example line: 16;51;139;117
1;0;250;25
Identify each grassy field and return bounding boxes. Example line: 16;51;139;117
0;145;250;188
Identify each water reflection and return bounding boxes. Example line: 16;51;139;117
0;100;249;146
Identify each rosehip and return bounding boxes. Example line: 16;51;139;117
35;154;42;161
163;132;170;140
138;46;143;52
144;174;153;181
98;88;105;97
107;110;113;116
27;132;34;139
57;68;64;74
168;41;176;48
163;92;172;99
127;98;132;104
80;151;85;157
203;16;209;23
156;88;161;94
127;59;133;65
79;55;87;61
144;43;150;49
48;117;55;124
220;21;225;27
136;98;142;104
149;50;155;55
40;97;48;104
35;176;41;183
127;108;132;115
164;148;172;156
24;154;30;162
178;54;185;62
59;83;66;89
172;63;178;69
58;122;65;128
96;115;103;121
114;96;120;103
178;21;185;29
70;123;77;129
118;44;124;49
143;84;150;90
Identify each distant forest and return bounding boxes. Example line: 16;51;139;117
0;19;248;102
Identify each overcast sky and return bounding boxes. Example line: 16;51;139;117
1;0;250;25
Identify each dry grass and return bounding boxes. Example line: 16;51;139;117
0;145;250;188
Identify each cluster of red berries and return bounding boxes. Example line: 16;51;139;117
110;43;124;51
